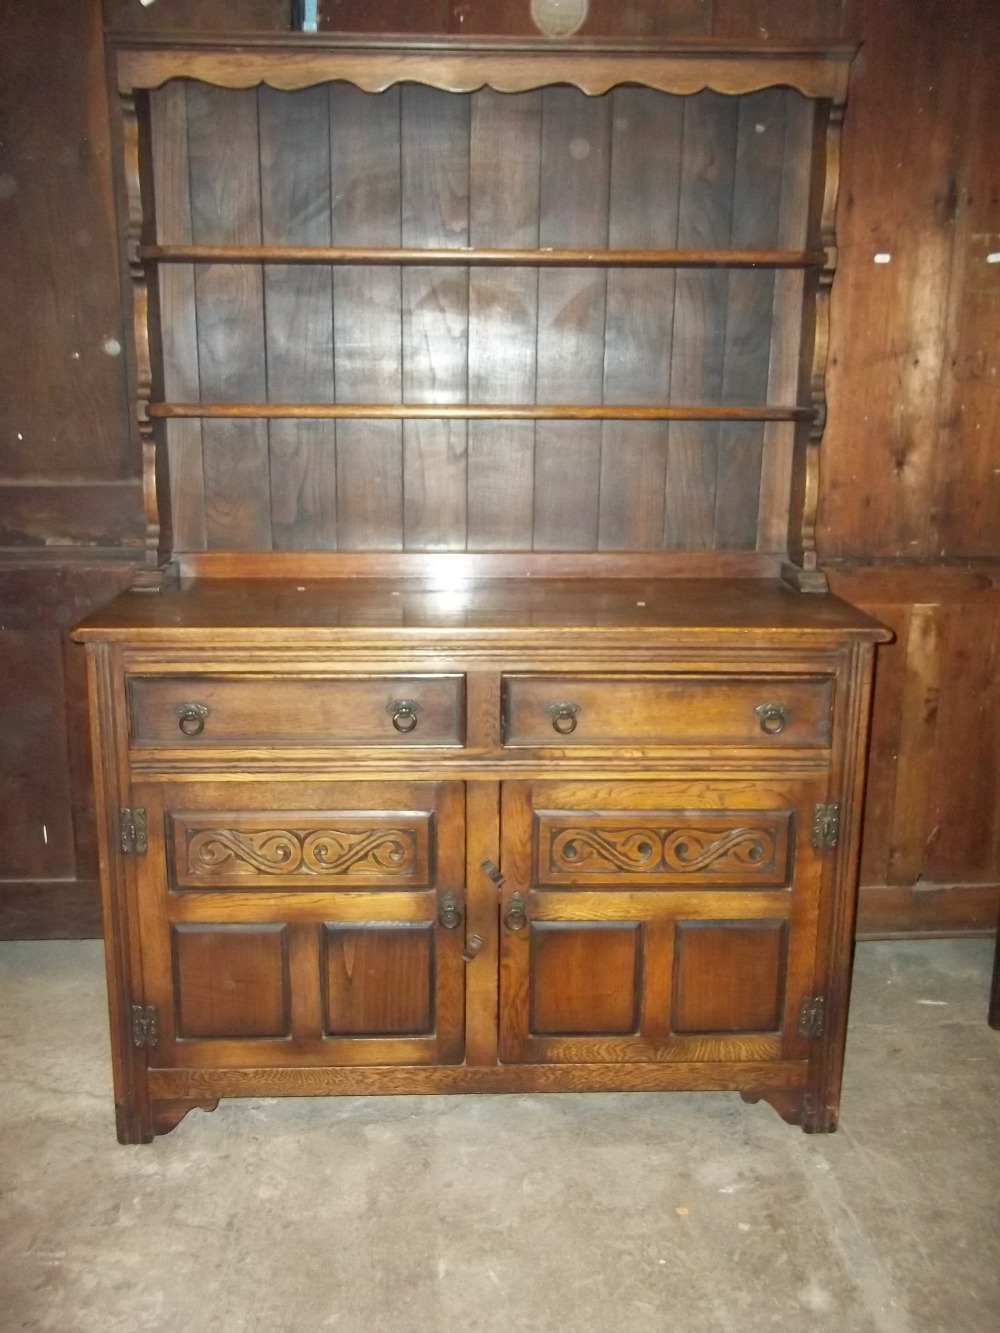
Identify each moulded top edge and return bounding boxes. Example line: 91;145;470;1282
111;35;855;101
107;33;859;57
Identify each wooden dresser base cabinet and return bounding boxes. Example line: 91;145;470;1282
79;34;888;1139
76;578;886;1142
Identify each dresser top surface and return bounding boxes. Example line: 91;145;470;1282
74;577;889;646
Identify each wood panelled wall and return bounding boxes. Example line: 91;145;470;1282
0;0;997;937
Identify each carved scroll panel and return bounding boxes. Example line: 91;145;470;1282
534;810;792;887
168;811;431;889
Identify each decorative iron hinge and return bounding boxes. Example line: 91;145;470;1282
131;1003;159;1049
811;803;840;851
798;996;826;1041
119;806;148;856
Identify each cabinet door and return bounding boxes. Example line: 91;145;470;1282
498;779;828;1065
132;780;466;1069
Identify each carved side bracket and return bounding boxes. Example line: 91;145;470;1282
121;90;173;593
785;98;845;594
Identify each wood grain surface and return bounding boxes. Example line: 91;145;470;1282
3;0;998;950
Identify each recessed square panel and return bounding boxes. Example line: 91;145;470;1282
323;924;434;1036
530;923;640;1036
672;922;786;1034
172;924;290;1039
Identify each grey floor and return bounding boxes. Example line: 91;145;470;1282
1;940;998;1333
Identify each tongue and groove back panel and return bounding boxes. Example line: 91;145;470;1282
147;81;814;555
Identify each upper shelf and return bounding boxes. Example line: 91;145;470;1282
137;244;827;270
147;403;814;423
112;34;855;101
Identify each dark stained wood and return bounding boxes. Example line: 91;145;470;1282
532;810;792;889
758;97;814;554
133;61;824;564
0;626;77;884
929;5;1000;559
177;550;786;580
0;484;145;550
856;883;1000;941
147;1062;809;1105
532;87;611;550
123;777;467;1087
923;601;1000;886
148;403;811;421
75;576;889;643
739;1086;808;1128
884;603;942;887
829;565;1000;932
852;603;911;890
713;89;788;549
104;0;290;31
530;924;640;1035
147;1099;220;1141
712;0;845;41
598;88;681;550
503;674;833;749
128;673;465;748
0;883;103;942
318;0;715;37
0;560;135;941
400;85;470;550
113;38;855;102
329;84;404;549
141;244;825;268
496;773;825;1069
173;924;290;1038
0;0;130;497
820;0;986;559
186;84;271;550
3;2;997;955
467;91;541;550
259;86;338;550
45;16;956;1135
673;922;785;1032
316;1;851;42
149;82;206;553
324;924;434;1035
663;93;739;549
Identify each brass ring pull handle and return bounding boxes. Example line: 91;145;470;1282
504;892;528;932
755;702;789;735
547;701;580;736
177;702;209;737
387;699;419;734
438;892;463;930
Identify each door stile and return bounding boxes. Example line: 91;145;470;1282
464;779;501;1065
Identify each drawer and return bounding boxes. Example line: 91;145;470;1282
502;675;833;748
128;675;465;748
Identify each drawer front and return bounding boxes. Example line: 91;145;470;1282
129;675;465;748
503;675;833;748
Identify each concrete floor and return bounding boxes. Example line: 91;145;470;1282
1;940;998;1333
